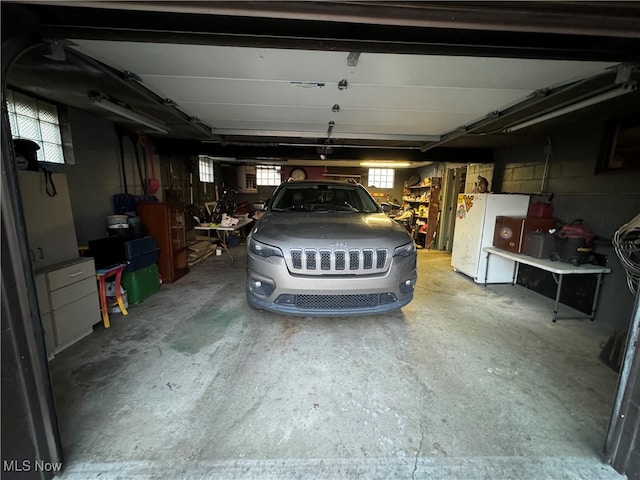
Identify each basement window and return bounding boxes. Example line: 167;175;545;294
199;156;215;183
368;168;395;189
256;166;282;186
6;89;68;164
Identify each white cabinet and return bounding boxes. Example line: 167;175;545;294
237;165;257;193
34;273;56;358
18;170;101;357
18;171;79;269
35;257;101;357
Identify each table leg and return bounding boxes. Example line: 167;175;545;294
512;261;520;285
484;251;490;286
590;272;604;321
552;274;564;323
115;267;128;316
214;231;234;263
221;242;234;263
98;275;110;328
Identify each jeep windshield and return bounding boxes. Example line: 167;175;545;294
269;184;380;213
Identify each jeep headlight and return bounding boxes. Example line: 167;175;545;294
249;237;283;258
393;242;416;257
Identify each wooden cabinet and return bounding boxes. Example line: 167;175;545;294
35;257;101;357
18;171;79;269
403;177;442;249
137;202;188;283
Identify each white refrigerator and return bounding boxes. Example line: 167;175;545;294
451;193;530;283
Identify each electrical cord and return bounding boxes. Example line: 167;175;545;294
613;213;640;295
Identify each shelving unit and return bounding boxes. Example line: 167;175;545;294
402;177;442;249
138;202;189;283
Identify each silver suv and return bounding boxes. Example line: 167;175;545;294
246;180;417;316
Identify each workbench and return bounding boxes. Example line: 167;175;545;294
194;217;253;263
483;246;611;322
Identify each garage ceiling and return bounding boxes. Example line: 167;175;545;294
4;1;640;165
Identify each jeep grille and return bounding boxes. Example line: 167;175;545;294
289;248;388;274
297;294;379;309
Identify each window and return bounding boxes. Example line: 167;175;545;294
368;168;395;189
199;156;215;183
256;165;282;186
7;89;65;164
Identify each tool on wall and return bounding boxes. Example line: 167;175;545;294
117;128;129;194
114;127;139;213
139;136;160;195
13;138;58;197
133;138;146;196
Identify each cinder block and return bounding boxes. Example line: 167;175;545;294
511;166;535;181
534;163;548;179
561;161;592;177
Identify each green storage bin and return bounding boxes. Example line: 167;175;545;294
121;263;160;304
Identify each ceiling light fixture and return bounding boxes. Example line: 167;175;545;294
318;146;334;161
338;79;348;90
90;95;171;134
360;161;412;168
503;85;635;133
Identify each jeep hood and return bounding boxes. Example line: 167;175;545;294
252;212;412;248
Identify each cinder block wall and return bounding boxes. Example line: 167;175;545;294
464;163;495;193
60;108;128;246
493;125;640;329
417;163;445;179
496;127;639;195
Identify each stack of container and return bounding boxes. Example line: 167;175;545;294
121;236;161;304
107;214;146;241
107;214;130;240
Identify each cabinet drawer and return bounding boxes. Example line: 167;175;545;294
52;292;101;348
50;276;97;310
47;258;95;291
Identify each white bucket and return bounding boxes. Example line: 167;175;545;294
107;214;129;225
106;281;128;314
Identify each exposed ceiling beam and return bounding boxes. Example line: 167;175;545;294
211;130;440;143
5;2;640;61
13;1;640;38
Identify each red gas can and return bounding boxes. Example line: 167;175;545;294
528;202;554;218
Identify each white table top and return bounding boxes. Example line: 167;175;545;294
483;246;611;275
195;217;253;232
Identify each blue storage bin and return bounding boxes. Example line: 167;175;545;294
124;236;159;272
113;193;137;215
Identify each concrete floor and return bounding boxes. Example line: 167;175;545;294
49;248;624;479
